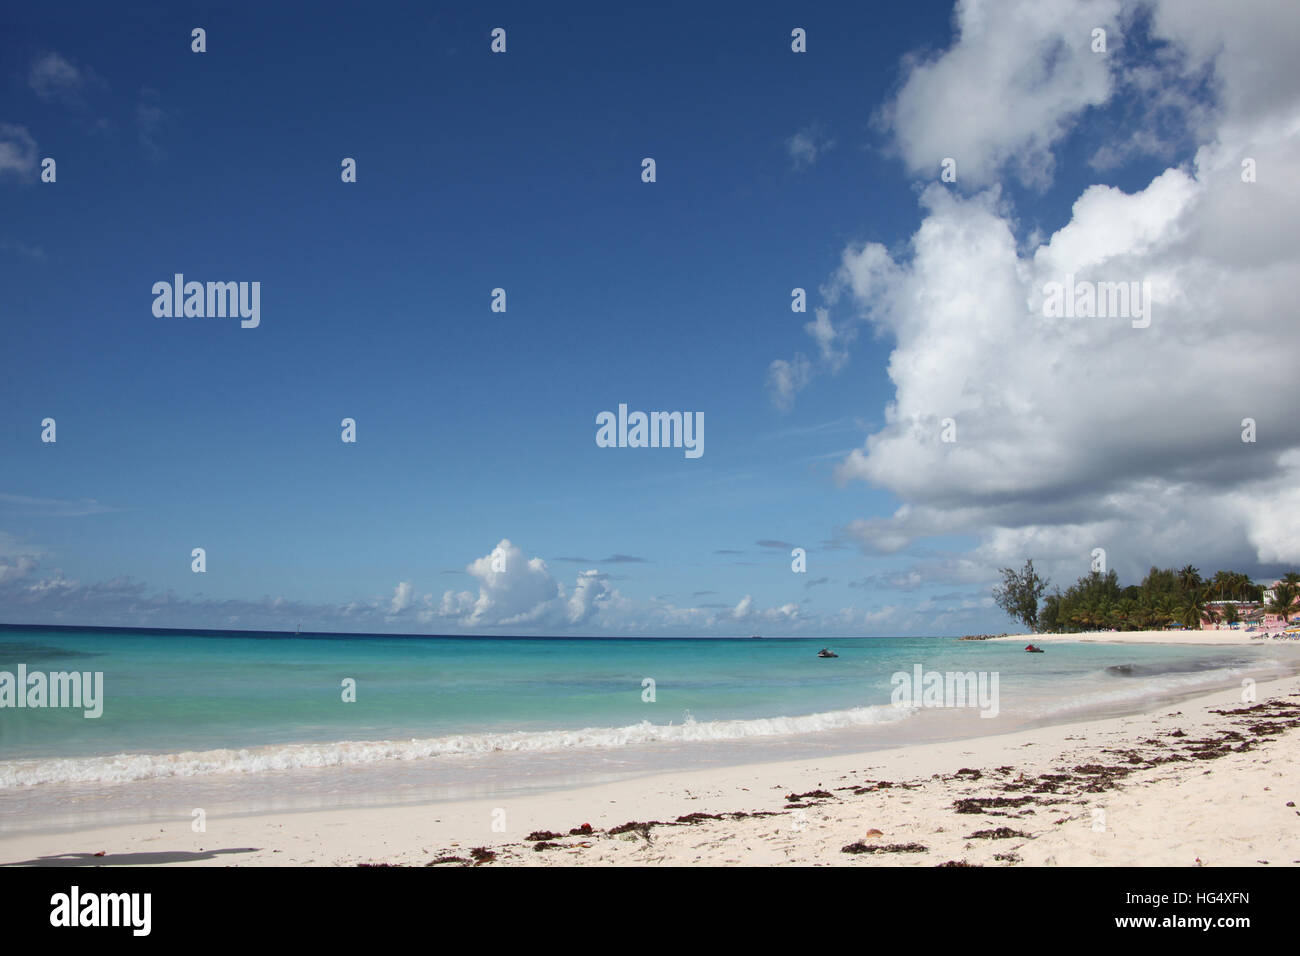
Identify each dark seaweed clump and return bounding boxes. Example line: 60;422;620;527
842;841;927;855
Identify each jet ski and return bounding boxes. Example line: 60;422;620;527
1025;644;1045;653
817;648;838;658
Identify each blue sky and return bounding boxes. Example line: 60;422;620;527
3;1;1298;636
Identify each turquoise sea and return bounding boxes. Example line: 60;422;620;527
1;626;1296;833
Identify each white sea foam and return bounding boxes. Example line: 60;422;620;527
0;703;913;789
1023;659;1292;720
8;657;1292;791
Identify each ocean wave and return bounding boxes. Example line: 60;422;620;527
0;703;912;789
1037;659;1293;718
1102;658;1246;678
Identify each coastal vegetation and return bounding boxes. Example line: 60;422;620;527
991;560;1050;632
993;562;1300;633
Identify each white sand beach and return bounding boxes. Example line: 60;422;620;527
993;628;1297;646
2;672;1296;868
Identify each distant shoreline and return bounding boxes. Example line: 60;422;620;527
989;628;1300;646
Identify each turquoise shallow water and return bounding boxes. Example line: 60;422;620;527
1;627;1296;767
0;626;1297;832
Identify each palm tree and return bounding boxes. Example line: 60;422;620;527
1117;597;1138;630
1222;604;1240;626
1267;582;1298;624
1209;569;1251;601
1157;594;1179;628
1102;602;1122;630
1178;565;1202;593
1140;599;1162;630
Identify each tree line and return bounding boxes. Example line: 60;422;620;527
993;561;1300;632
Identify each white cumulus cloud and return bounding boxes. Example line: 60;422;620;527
882;0;1121;189
789;0;1300;588
437;539;610;629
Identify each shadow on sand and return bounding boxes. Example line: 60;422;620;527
0;846;261;866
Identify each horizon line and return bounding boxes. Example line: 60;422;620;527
0;622;953;641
